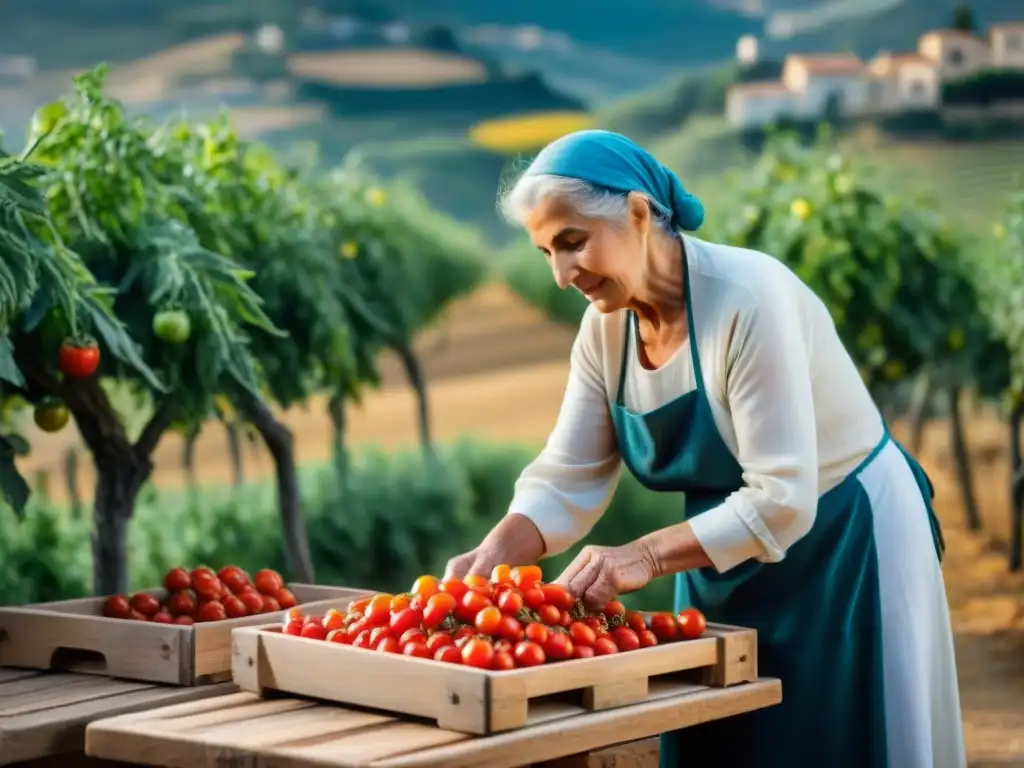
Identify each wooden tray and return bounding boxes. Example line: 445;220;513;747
0;584;372;687
231;622;757;735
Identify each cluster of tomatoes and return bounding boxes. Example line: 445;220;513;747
102;566;297;625
282;564;707;671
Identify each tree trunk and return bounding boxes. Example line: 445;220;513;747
225;421;244;487
243;395;314;583
327;392;348;487
393;342;433;452
64;448;83;519
1010;401;1023;571
908;371;935;454
12;346;174;595
183;428;198;492
948;385;982;531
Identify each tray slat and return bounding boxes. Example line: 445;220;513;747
0;584;372;686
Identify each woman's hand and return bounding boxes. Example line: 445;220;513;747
553;541;659;611
444;513;547;580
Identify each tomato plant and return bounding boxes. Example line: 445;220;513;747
152;309;192;345
57;341;100;378
33;398;69;433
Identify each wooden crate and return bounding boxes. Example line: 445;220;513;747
231;622;757;735
0;584;372;687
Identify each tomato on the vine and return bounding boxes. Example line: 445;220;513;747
435;645;462;664
511;565;543;590
497;589;523;615
58;341;100;378
461;638;494;669
638;629;658;648
513;640;546;667
422;592;457;630
411;575;439;599
152;309;192;344
426;633;453;653
650;612;679;642
491;651;516;671
569;621;597;647
524;622;549;645
474;606;503;635
33;399;69;432
521;587;545;610
602;600;626;620
537;604;561;625
625;611;647;633
541;584;575;611
496;615;523;641
491;563;512;584
677;608;707;640
439;579;470;601
544;631;574;660
389;607;422;637
611;626;640;651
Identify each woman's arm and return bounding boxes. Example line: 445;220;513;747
447;309;622;579
509;308;622;556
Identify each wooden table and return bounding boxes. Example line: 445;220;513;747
0;668;234;767
85;677;781;767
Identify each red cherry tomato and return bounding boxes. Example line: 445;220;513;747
569;621;597;647
403;641;432;659
611;626;640;652
677;608;707;640
524;622;549;645
58;341;100;378
593;636;619;655
541;584;575;611
638;629;658;648
650;612;680;642
461;638;494;669
572;644;596;659
497;589;523;615
513;640;546;667
544;631;574;661
435;645;463;664
537;604;561;625
491;651;516;671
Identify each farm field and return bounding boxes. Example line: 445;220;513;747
15;284;1024;765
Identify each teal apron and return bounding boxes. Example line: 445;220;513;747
610;247;944;768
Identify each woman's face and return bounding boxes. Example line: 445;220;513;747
524;193;651;314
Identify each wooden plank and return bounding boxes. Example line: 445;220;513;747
84;678;781;768
0;585;372;686
0;671;234;766
231;622;758;735
533;738;659;768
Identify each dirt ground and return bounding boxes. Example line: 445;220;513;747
17;285;1024;765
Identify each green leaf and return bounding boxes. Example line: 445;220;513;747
0;336;25;387
0;434;30;516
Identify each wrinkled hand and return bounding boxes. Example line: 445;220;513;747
553;542;658;611
444;547;503;581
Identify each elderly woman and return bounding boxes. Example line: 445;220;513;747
445;130;965;768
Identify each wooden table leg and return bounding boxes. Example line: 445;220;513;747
533;737;659;768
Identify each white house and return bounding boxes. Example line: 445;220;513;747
726;81;796;128
990;23;1024;68
866;52;941;111
782;54;870;118
917;29;991;79
725;20;1024;128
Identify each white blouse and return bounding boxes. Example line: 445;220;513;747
509;235;885;574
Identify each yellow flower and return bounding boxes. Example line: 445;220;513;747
340;241;359;259
790;198;811;220
365;187;386;207
993;222;1006;240
947;327;965;351
882;360;905;381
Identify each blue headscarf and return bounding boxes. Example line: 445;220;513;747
523;129;704;231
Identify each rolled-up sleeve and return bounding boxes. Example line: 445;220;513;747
687;285;819;574
510;310;622;556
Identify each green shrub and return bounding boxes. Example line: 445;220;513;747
1;438;680;610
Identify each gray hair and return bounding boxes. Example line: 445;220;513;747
498;173;673;232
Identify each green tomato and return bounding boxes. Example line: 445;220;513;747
34;400;70;433
152;310;192;344
28;101;67;140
